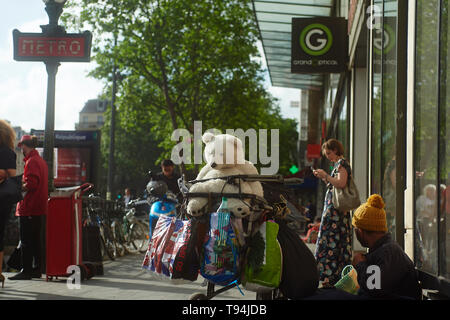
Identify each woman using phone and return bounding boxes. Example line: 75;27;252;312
313;139;353;287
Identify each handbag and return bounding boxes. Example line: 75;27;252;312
0;175;23;204
332;174;361;213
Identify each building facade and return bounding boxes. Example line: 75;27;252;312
75;99;109;131
253;0;450;298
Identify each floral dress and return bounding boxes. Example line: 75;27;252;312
314;158;353;286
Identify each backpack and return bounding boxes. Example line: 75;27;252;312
200;199;240;286
243;220;282;293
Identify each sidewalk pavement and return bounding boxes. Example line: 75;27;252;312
0;252;256;300
0;242;316;301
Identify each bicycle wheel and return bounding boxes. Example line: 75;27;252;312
102;225;118;260
112;221;127;257
100;233;115;261
129;222;148;253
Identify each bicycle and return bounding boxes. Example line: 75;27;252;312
107;198;149;256
123;201;150;253
83;195;118;261
110;216;127;257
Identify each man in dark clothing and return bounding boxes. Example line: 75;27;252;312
306;194;422;300
351;194;421;299
305;201;316;222
352;232;422;299
155;159;181;201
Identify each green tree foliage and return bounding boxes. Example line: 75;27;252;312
64;0;298;186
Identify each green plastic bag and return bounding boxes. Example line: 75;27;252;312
243;221;282;293
334;265;360;295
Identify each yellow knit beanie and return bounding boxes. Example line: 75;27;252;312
352;194;388;232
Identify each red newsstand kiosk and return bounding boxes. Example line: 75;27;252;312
46;183;92;281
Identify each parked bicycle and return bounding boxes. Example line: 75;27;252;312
108;199;150;255
123;200;150;253
83;194;118;261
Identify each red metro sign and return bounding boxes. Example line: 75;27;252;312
13;30;92;62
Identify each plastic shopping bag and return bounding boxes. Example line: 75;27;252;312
200;199;240;286
334;265;360;295
142;215;196;283
243;220;282;293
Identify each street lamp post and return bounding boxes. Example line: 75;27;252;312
13;0;91;277
41;0;67;192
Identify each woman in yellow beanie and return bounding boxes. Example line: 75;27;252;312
312;139;353;286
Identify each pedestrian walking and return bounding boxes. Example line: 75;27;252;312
124;187;132;206
0;120;18;288
9;135;48;281
313;139;353;286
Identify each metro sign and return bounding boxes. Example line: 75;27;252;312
13;30;92;62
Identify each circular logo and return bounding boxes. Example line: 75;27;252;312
300;23;333;56
373;24;395;55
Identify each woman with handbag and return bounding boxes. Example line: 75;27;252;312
0;119;18;288
312;139;354;287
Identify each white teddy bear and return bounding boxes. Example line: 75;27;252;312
186;132;264;217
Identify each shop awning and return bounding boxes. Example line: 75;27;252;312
251;0;334;90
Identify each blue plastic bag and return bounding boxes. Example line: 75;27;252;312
200;198;240;286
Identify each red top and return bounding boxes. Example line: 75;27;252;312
16;149;49;216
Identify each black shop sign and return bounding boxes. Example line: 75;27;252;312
291;17;348;73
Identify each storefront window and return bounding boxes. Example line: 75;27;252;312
337;95;348;156
371;0;383;195
381;0;398;241
439;0;450;279
414;0;439;275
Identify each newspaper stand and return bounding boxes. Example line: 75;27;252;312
46;183;92;281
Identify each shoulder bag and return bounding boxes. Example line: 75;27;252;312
332;172;360;213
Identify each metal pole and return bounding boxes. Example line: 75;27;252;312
396;0;408;249
107;36;118;200
43;61;60;192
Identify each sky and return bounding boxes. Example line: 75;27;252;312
0;1;300;133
